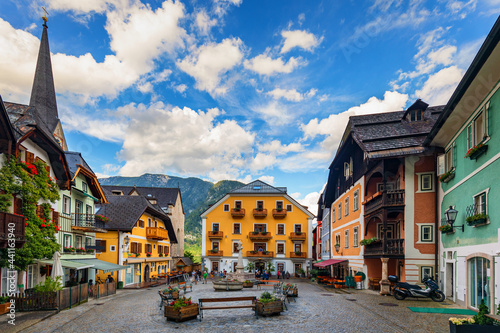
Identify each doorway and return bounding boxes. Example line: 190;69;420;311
294;263;302;277
255;262;265;272
212;261;219;273
144;265;150;282
446;263;454;298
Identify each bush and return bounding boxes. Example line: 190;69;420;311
34;276;63;292
472;299;494;326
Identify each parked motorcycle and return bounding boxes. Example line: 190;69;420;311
389;275;445;302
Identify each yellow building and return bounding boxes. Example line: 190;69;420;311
95;195;177;286
201;180;315;276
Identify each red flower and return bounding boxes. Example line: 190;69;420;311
25;223;28;226
56;226;59;231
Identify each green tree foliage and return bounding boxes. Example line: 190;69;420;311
472;299;494;326
183;250;195;263
0;157;60;271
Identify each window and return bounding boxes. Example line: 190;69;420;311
212;223;219;232
131;242;138;253
353;227;359;247
223;204;230;212
85;237;92;247
233;223;241;234
276;201;283;210
212;242;219;251
420;225;434;242
277;263;284;272
286;204;292;212
27;264;37;289
344;197;349;216
164;246;169;256
63;196;71;215
344;230;349;248
158;245;163;254
138;220;145;228
148;218;153;227
332;208;336;222
96;239;107;253
277;243;284;254
235;201;242;209
110;245;116;252
474;191;487;215
64;234;72;248
75;235;83;249
86;205;92;216
335;234;341;246
145;243;152;253
294;243;302;253
467;103;490;150
420;266;433;281
294;224;302;233
233;242;239;253
256;201;264;210
277;224;285;235
254;243;266;252
254;224;266;232
82;182;88;193
344;162;350;179
410;109;423;121
353;190;359;211
338;203;342;220
446;146;454;172
420;174;433;192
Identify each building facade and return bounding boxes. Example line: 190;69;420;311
425;17;500;313
201;180;315;276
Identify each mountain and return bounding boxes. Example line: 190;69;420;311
98;174;243;235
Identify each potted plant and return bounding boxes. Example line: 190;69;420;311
210;249;218;254
159;253;163;257
439;169;456;183
334;243;341;252
0;296;10;315
263;250;269;255
95;214;110;223
466;213;488;226
85;248;94;254
360;237;379;246
295;231;302;235
146;252;152;257
243;280;253;288
449;299;498;332
164;286;180;299
252;230;259;235
164;296;198;322
465;142;488;160
439;224;453;233
294;250;302;256
256;291;283;316
64;247;75;253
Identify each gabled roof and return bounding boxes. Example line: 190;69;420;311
101;185;183;214
0;96;16;154
65;151;107;204
96;196;177;243
65;151;95;177
230;180;287;194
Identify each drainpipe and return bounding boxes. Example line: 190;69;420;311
434;152;439;281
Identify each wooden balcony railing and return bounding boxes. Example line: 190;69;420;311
290;251;306;258
253;209;268;218
146;227;169;240
207;250;223;256
289;232;306;241
364;238;404;258
247;250;273;258
364;190;405;216
71;213;106;231
248;231;272;241
272;209;287;219
208;231;223;239
231;208;245;218
0;212;25;248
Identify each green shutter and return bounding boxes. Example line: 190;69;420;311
486;101;490;137
453;143;457;168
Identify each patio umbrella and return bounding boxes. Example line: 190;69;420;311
51;251;64;284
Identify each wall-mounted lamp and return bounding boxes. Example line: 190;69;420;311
445;206;464;232
334;244;340;253
123;235;130;249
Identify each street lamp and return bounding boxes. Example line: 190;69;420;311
445;206;464;232
123;235;130;249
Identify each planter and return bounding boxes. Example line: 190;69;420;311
467;144;488;160
256;300;283;316
243;282;254;288
0;302;10;315
164;303;199;322
467;218;487;226
287;288;298;297
449;322;499;333
213;280;243;291
440;171;455;183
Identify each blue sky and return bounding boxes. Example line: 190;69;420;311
1;0;499;212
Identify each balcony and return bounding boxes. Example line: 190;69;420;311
207;250;223;257
248;231;272;241
253;209;268;218
290;251;306;259
364;190;405;216
272;209;287;219
363;239;404;258
208;230;224;239
71;213;106;232
146;227;169;240
289;232;306;241
231;208;245;218
0;212;25;248
247;250;273;258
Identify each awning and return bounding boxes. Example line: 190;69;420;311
37;259;94;270
313;259;347;268
71;259;127;273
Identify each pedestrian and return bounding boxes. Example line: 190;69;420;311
277;270;280;279
286;271;290;279
203;271;208;284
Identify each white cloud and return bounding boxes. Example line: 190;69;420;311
175;84;188;93
195;10;217;35
177;38;244;95
267;88;303;102
252;101;293;126
445;0;477;19
280;30;322;53
244;54;304;76
415;66;464;105
259;175;275;185
290;191;320;216
117;103;256;180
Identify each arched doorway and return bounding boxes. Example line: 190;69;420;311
144;264;150;282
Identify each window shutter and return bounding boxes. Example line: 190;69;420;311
45;165;50;175
53;211;59;227
453;143;457;169
14;197;23;215
26;151;35;164
437;154;445;175
158;245;163;254
485;101;490;137
467;125;472;149
138;243;142;253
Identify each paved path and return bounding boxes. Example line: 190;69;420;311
11;279;466;333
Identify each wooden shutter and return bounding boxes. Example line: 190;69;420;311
138;243;142;253
165;246;169;256
158;245;163;254
45;165;50;175
96;240;107;253
52;211;59;227
26;151;34;164
36;205;44;219
14;197;23;215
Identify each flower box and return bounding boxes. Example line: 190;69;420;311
449;322;498;333
467;218;487;226
440;170;455;183
465;143;488;160
466;214;488;227
243;281;254;288
164;303;199;322
0;302;10;315
256;300;283;316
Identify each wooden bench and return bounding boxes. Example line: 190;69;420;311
257;280;280;290
198;296;257;321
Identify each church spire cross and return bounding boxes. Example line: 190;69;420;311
42;7;49;24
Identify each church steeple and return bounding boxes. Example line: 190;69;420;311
29;16;59;132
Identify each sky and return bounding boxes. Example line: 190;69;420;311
1;0;500;215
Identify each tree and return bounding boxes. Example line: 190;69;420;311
245;262;255;273
184;250;195;263
266;261;275;273
0;158;60;272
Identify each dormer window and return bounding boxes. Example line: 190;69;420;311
111;190;123;196
409;109;423;122
253;185;261;190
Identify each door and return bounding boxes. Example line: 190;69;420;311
125;265;134;285
254;224;266;232
144;265;150;282
75;200;83;226
232;262;238;273
254;243;266;252
446;263;454;298
295;263;302;276
212;261;219;272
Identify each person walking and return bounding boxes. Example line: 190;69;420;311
203;271;208;284
277;270;280;280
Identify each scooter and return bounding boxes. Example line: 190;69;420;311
389;275;445;302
